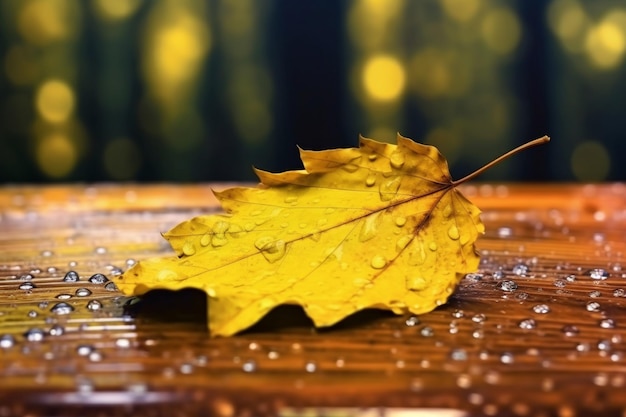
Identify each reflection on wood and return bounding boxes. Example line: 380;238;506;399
0;183;625;416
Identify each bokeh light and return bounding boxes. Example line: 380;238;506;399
18;0;78;46
571;141;610;181
35;133;77;178
35;79;75;123
481;7;522;55
141;0;211;118
362;55;406;102
0;1;624;182
93;0;143;22
440;0;483;22
547;0;589;53
584;14;626;69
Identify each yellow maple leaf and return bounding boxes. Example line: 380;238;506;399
117;134;549;336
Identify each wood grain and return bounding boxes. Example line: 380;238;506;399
1;183;626;417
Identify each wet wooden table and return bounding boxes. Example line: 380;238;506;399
1;183;626;417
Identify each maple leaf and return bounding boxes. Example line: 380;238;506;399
117;134;549;336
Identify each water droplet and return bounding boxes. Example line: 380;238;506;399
465;273;484;281
472;329;484;339
565;274;576;282
50;302;74;315
95;246;107;255
500;352;515;364
370;255;387;269
359;212;381;242
56;293;72;300
515;295;531;305
19;274;34;281
587;268;609;280
378;177;401;201
450;349;468;361
112;337;128;348
420;326;434;337
452;309;464;318
598;339;612;351
0;334;15;348
200;234;211;247
254;237;286;263
24;328;45;342
88;273;108;284
600;318;616;329
405;315;420;327
472;314;486;323
342;157;361;173
428;241;437;251
395;235;412;252
586;301;601;312
496;280;518;292
497;227;513;238
75;288;92;297
407;276;427;290
284;196;298;204
533;304;550;314
182;242;196;256
211;221;230;247
390;150;404;169
27;310;38;318
104;282;118;292
365;174;376;187
49;325;65;336
19;282;36;290
492;270;505;279
512;264;529;276
447;225;460;240
589;290;601;298
77;344;95;356
242;359;257;373
304;360;317;373
614;289;625;297
518;318;536;330
576;342;590;352
561;325;579;337
395;216;407;227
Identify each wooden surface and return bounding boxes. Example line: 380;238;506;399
1;183;626;417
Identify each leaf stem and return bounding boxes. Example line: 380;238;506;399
452;135;550;186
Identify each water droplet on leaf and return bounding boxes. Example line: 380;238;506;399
447;225;460;240
370;255;387;269
254;237;286;263
390;150;405;169
378;177;401;201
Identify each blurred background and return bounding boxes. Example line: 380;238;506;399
0;0;625;183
